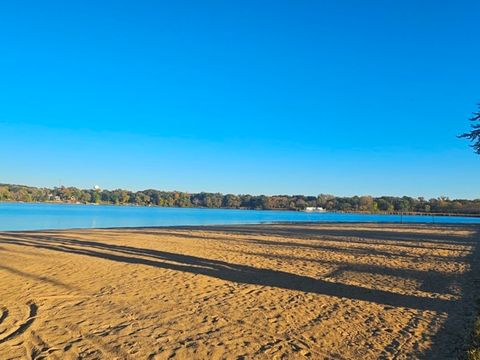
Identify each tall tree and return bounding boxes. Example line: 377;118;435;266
459;103;480;154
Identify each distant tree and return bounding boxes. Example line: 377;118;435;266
176;192;192;207
459;103;480;154
205;193;223;208
295;197;307;210
359;196;374;212
257;195;271;210
0;186;11;200
316;194;334;207
118;190;130;204
135;192;151;206
223;194;241;208
80;192;92;203
91;191;100;204
191;194;204;207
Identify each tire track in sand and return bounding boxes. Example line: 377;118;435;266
0;307;8;327
0;302;37;345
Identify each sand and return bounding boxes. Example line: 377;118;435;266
0;222;479;359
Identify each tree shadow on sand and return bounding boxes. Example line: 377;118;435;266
0;224;479;358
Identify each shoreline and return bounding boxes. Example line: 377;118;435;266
3;220;480;234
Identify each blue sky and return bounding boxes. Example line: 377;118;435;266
0;1;479;198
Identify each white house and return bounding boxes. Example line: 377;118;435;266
305;207;326;212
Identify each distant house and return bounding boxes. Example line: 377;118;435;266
305;207;326;212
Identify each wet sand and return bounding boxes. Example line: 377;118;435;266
0;223;479;359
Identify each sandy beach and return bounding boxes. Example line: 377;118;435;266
0;223;479;359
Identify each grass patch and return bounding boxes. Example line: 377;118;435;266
468;316;480;359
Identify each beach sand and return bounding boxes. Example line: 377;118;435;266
0;223;479;359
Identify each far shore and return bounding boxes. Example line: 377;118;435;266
2;200;480;218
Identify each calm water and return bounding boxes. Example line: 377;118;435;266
0;203;479;231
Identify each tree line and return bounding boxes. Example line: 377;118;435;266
1;183;479;215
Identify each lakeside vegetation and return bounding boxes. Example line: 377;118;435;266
1;183;480;215
468;316;480;360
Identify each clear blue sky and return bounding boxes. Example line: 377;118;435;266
1;1;479;199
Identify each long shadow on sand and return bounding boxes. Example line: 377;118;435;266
419;226;480;358
104;224;473;260
0;224;479;358
120;223;475;246
0;233;455;313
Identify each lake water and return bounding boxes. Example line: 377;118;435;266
0;203;479;231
